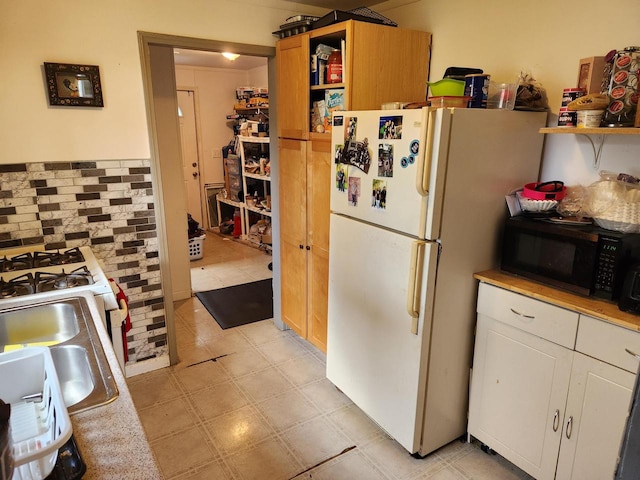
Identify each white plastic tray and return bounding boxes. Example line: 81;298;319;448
0;347;72;480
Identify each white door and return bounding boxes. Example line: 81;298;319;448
556;352;634;480
468;315;573;480
326;213;438;453
178;90;203;226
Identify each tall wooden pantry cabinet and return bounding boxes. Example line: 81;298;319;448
276;19;432;352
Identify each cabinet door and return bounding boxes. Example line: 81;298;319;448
279;139;308;336
468;314;573;480
307;137;331;352
556;352;634;480
350;22;431;109
276;35;310;140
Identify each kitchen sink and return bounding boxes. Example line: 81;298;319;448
50;345;95;408
0;297;118;414
0;302;80;350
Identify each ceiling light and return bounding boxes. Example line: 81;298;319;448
222;52;240;61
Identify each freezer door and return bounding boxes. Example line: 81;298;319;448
326;213;438;453
330;109;431;238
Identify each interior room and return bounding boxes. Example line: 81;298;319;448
2;0;640;479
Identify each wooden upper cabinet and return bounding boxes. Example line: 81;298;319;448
276;35;310;140
349;22;431;109
276;20;432;141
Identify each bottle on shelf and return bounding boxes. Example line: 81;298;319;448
233;208;242;238
327;50;342;84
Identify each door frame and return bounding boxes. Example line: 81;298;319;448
138;32;276;365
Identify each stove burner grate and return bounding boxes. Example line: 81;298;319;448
0;273;36;298
35;266;93;293
33;247;85;268
0;253;34;272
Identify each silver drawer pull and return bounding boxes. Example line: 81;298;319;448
552;409;560;432
510;308;535;319
565;416;573;439
625;348;640;360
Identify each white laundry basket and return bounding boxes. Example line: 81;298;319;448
0;347;72;480
188;234;207;261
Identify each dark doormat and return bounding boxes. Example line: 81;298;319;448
195;279;273;329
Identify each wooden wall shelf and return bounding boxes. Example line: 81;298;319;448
540;127;640;135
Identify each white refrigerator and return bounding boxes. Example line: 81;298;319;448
327;107;547;456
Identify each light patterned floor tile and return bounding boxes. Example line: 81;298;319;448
138;397;199;441
226;436;302;480
234;365;295;403
328;403;384;446
189;381;248;421
256;389;322;432
204;405;275;455
277;353;326;386
151;425;218;478
311;449;391;480
301;378;353;413
280;416;353;470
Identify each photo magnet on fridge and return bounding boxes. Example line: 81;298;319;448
378;144;394;177
378;115;403;139
335;164;347;192
372;179;387;210
335;115;371;173
336;139;371;174
348;177;360;207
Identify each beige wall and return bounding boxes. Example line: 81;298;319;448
0;0;322;165
5;0;640;185
380;0;640;185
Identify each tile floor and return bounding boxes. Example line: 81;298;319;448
127;231;532;480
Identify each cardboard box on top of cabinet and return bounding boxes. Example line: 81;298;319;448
324;88;345;132
577;56;607;93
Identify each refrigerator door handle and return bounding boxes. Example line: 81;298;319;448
407;240;426;334
415;108;436;197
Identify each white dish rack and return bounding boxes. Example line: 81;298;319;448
0;347;72;480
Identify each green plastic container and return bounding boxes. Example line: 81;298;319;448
427;78;465;97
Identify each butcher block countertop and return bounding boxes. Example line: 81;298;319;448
474;269;640;333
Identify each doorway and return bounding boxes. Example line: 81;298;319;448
138;32;280;366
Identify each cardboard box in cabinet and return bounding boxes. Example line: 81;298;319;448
577;56;607;93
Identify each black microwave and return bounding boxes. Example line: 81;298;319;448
501;216;640;299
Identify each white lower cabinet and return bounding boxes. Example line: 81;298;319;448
555;352;634;480
469;283;638;480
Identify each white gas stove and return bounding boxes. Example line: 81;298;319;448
0;245;116;310
0;245;127;371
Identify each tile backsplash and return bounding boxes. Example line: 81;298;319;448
0;160;167;365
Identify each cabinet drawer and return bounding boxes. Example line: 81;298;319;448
477;283;579;348
576;315;640;373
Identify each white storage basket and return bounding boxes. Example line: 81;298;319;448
188;234;206;261
0;347;72;480
587;177;640;233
